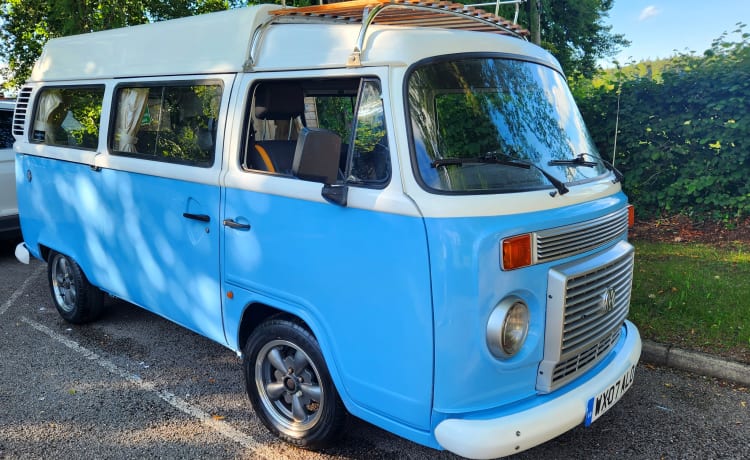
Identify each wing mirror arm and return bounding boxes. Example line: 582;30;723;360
322;184;348;207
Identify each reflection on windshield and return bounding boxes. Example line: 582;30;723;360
407;58;607;193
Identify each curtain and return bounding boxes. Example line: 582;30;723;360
33;90;63;143
115;88;149;152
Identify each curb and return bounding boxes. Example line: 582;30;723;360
641;340;750;386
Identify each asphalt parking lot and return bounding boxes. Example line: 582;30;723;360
1;238;748;459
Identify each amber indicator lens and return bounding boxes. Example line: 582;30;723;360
502;234;532;270
627;205;635;228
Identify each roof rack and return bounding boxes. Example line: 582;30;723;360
247;0;529;69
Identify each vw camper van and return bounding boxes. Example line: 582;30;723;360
14;1;640;457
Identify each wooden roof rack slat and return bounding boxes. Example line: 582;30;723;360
248;0;528;69
270;0;528;35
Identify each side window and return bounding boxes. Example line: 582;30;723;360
111;83;221;167
32;86;105;149
347;79;390;186
242;77;390;187
0;109;13;148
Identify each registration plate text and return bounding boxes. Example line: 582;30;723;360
585;364;636;426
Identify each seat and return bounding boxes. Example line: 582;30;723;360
246;82;306;174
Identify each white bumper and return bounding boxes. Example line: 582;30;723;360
434;321;641;459
15;242;30;264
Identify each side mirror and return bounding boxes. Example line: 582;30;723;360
322;183;348;207
293;128;349;206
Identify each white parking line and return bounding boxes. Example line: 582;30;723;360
20;316;289;460
0;265;45;316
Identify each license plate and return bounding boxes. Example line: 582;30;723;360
584;364;636;426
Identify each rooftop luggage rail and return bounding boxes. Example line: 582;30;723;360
466;0;524;22
247;0;529;69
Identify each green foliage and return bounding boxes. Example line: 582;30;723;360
491;0;628;78
630;241;750;355
435;92;501;157
574;24;750;220
65;90;103;148
0;0;232;89
316;96;354;142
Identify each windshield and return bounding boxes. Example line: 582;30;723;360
407;57;607;193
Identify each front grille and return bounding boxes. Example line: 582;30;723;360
13;87;32;137
561;254;633;355
535;207;629;263
553;326;621;383
537;240;634;393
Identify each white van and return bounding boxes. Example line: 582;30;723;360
0;99;19;239
14;1;640;458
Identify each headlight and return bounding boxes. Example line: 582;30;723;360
487;297;529;358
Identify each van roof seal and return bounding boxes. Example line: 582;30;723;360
247;0;529;69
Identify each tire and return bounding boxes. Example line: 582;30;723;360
243;318;347;449
47;250;104;324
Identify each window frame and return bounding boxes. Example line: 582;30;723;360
30;84;106;151
108;79;224;168
345;77;391;189
241;76;391;189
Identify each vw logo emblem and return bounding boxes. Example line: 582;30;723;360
599;287;616;315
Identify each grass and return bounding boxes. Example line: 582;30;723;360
630;241;750;363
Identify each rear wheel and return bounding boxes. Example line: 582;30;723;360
244;318;346;449
47;251;104;324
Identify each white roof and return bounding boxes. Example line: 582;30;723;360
29;5;280;82
29;3;560;82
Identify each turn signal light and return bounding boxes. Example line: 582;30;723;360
502;234;532;270
627;205;635;228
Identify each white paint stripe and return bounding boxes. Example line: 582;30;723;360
20;316;288;460
0;265;45;316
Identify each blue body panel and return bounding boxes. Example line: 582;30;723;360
426;193;628;415
17;151;635;450
222;186;434;431
17;155;224;345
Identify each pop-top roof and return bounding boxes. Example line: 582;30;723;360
29;1;534;82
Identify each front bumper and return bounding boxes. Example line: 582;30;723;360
434;320;641;459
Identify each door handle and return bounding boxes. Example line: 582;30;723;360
183;212;211;222
223;219;251;230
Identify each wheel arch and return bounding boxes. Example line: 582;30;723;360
38;243;52;262
237;302;294;354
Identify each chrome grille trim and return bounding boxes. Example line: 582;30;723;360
537;241;634;393
535;207;629;263
12;87;32;137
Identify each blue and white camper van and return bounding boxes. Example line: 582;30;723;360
13;1;640;457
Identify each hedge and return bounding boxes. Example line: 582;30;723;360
573;25;750;221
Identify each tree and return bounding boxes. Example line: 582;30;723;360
496;0;628;79
0;0;232;89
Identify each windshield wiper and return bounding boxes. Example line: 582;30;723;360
549;153;624;183
548;154;597;168
594;155;624;183
432;152;569;196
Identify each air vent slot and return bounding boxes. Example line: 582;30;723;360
12;87;32;137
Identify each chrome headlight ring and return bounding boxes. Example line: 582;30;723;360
486;297;530;359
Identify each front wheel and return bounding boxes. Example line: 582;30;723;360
243;318;346;449
47;251;104;324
